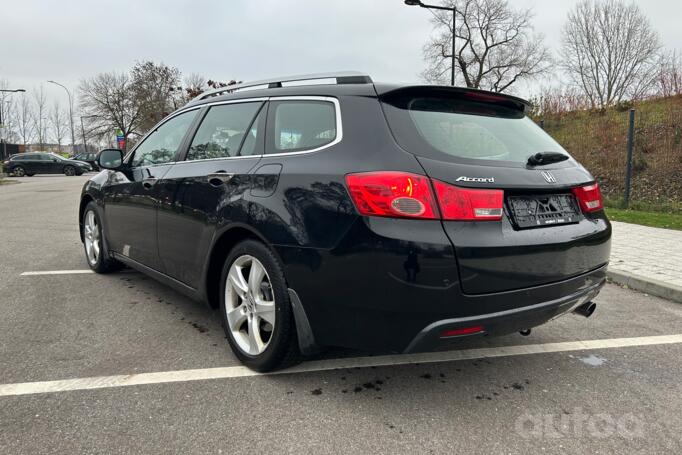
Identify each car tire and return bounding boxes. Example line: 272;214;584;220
64;165;76;176
219;240;300;372
13;166;26;177
82;202;123;273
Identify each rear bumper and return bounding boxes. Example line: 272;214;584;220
279;216;610;354
403;272;605;353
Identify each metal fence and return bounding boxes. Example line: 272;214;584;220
0;143;20;161
539;96;682;210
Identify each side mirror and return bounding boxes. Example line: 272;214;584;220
98;149;124;170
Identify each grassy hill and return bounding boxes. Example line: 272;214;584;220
537;95;682;212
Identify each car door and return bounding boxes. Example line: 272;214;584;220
103;109;199;270
156;100;266;287
35;153;55;173
15;154;36;174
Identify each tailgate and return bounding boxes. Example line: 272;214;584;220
420;157;612;294
378;86;612;294
443;215;611;294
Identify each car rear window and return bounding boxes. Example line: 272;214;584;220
382;94;571;167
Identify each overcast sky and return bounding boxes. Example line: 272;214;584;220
1;0;681;106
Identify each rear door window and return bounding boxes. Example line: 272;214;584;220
266;100;337;154
186;102;264;161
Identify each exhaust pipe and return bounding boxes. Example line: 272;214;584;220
573;301;597;318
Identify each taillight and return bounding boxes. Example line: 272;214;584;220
571;183;603;213
345;172;439;219
345;172;504;222
432;180;503;221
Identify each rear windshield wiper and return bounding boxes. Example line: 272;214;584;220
527;152;569;166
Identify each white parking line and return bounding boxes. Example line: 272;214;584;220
1;334;680;397
20;269;139;276
20;270;94;276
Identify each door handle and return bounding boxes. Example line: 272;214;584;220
142;178;157;189
208;171;235;187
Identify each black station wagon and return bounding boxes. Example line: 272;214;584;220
79;72;611;371
5;152;91;177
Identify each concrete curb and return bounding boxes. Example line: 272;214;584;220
607;269;682;304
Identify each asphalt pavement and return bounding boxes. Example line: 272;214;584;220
0;175;681;454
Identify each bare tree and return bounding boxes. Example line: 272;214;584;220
49;101;68;153
656;50;682;98
561;0;661;109
15;94;34;145
184;78;239;101
0;99;14;143
131;61;182;132
0;80;18;144
32;86;48;150
421;0;551;92
78;72;142;150
183;73;206;100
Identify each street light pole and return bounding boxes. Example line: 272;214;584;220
0;89;26;160
404;0;457;86
47;80;76;155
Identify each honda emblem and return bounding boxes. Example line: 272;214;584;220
541;171;557;183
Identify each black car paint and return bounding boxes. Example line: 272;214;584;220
80;82;611;354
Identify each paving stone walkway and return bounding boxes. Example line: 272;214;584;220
609;221;682;302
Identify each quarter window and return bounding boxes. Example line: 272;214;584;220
131;110;197;167
186;102;263;161
268;100;337;154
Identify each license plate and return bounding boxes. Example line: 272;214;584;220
508;194;582;229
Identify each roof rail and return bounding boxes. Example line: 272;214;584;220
191;71;372;102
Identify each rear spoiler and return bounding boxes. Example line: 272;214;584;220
374;84;531;114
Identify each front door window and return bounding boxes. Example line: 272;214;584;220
131;110;197;167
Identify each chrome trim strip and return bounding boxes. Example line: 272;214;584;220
126;96;342;166
170;96;342;164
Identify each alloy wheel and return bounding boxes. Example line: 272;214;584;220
65;166;75;176
14;167;25;177
224;255;276;356
83;210;101;265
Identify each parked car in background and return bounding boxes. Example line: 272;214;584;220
4;152;91;177
79;72;611;372
73;152;100;171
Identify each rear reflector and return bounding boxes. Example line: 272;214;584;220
440;326;485;338
571;183;603;213
432;180;504;221
345;172;439;219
